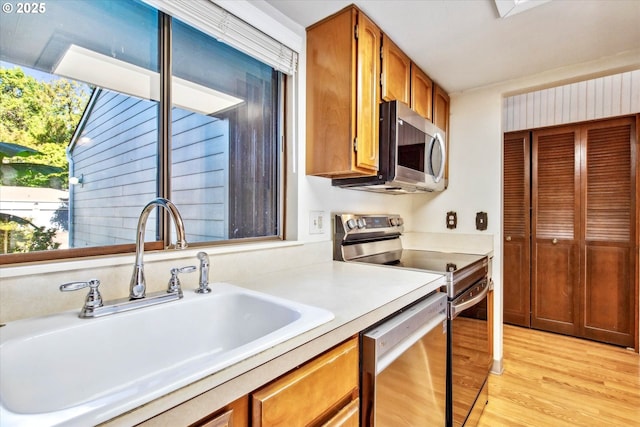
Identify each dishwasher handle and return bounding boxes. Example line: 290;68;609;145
363;292;447;375
450;279;489;319
375;311;446;374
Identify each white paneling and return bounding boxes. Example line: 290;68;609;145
533;90;541;129
561;84;571;124
503;70;640;131
611;73;622;117
594;77;604;118
576;80;587;123
631;70;640;112
554;85;563;124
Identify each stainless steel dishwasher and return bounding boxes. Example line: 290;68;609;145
361;291;448;426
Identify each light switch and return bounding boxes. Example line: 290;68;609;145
476;212;488;231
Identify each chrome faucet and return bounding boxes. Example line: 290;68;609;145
59;198;192;318
130;198;188;299
196;252;212;294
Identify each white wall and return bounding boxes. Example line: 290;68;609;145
410;87;505;367
414;52;640;364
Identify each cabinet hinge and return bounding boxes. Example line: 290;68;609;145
380;45;384;59
354;24;358;40
380;73;383;87
353;137;358;152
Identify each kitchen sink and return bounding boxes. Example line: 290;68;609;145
0;283;334;426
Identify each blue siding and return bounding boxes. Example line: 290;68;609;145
69;90;229;247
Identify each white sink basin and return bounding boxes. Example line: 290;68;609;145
0;283;334;426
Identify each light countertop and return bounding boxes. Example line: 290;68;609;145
105;260;444;426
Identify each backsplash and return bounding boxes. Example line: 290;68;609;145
0;241;332;324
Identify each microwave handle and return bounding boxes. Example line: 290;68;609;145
431;133;446;183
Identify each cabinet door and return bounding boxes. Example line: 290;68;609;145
411;64;433;121
433;84;449;135
305;7;356;177
251;338;359;427
503;131;531;327
381;36;410;104
433;84;450;183
321;398;359;427
531;127;580;336
198;410;233;427
581;117;636;347
190;396;249;427
354;12;380;172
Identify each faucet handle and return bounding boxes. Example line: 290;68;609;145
60;279;103;313
167;265;196;295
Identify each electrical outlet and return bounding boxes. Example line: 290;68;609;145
309;211;325;234
446;211;457;229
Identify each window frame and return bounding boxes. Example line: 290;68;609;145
0;3;288;265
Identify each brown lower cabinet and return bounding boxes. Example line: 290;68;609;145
503;116;638;348
190;396;249;427
252;337;359;427
185;337;359;427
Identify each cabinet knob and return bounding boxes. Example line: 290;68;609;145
506;236;512;241
552;238;558;245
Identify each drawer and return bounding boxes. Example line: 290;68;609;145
251;337;359;427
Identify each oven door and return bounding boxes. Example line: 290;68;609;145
448;279;491;427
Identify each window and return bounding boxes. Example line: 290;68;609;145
0;0;287;262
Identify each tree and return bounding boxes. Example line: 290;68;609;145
0;66;87;253
0;141;62;186
0;66;90;189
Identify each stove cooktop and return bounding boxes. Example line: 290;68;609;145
392;250;486;274
353;249;488;298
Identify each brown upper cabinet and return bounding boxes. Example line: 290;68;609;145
433;84;450;138
433;84;450;181
381;35;410;105
380;37;435;123
410;64;433;121
306;5;450;180
306;6;380;177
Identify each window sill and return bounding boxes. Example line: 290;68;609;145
0;240;304;279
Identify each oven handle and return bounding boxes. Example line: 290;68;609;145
450;279;489;319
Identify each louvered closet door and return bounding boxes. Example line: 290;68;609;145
531;127;581;335
503;131;531;327
581;117;636;347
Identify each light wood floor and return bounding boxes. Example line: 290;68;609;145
478;325;640;427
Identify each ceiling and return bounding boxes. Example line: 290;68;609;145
265;0;640;93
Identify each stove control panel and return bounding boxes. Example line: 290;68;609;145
334;213;404;239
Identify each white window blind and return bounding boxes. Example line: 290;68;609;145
142;0;298;75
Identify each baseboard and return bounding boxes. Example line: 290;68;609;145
491;357;504;374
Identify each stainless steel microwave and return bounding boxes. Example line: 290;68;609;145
332;100;447;194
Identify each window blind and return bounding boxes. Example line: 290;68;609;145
142;0;298;75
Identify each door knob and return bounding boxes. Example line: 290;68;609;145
506;236;512;241
552;238;558;244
